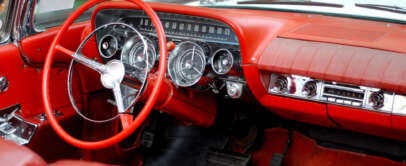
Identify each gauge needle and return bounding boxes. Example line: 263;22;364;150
193;67;202;75
191;46;195;67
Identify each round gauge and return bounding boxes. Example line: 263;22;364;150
98;34;119;58
121;36;156;72
211;49;234;75
168;41;206;87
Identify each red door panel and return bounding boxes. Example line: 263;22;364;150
0;43;83;117
21;22;90;65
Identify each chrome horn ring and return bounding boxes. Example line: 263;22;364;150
67;22;150;123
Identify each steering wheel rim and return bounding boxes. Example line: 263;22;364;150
41;0;167;149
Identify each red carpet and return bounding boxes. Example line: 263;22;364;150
251;128;406;166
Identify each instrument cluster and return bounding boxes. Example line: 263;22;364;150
94;9;243;96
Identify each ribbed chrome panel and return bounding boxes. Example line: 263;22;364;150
268;73;401;114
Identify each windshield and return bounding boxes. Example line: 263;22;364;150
32;0;406;30
33;0;91;30
147;0;406;23
0;0;9;43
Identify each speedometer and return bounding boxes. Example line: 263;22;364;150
168;41;206;87
121;35;156;72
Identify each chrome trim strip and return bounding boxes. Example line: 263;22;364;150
268;73;400;115
13;114;38;145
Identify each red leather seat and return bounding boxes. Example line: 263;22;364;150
50;160;112;166
0;138;111;166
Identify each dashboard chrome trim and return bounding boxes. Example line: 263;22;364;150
95;9;240;45
392;95;406;116
144;32;240;46
268;73;403;114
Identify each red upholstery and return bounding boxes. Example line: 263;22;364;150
50;160;111;166
0;138;111;166
251;128;406;166
0;138;47;166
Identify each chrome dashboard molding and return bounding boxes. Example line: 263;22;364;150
95;9;240;45
392;95;406;116
145;32;240;46
268;73;401;114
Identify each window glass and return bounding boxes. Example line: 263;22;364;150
33;0;91;30
147;0;406;23
0;0;10;42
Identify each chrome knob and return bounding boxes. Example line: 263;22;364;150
272;75;289;93
369;91;384;109
0;76;8;92
303;81;317;97
226;80;243;99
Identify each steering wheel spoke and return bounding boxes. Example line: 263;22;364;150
56;44;107;73
112;81;126;114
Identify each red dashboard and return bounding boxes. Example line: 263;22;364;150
15;1;406;144
125;2;406;141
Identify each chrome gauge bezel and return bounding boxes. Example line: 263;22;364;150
210;48;234;75
168;41;206;87
98;34;119;58
121;35;157;72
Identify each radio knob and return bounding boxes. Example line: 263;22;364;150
369;91;384;109
303;81;317;97
272;75;289;93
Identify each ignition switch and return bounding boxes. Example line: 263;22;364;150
226;76;244;99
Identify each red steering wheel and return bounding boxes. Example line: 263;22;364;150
42;0;167;149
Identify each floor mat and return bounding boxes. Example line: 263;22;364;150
251;128;406;166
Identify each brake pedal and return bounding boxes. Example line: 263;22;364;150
206;148;251;166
